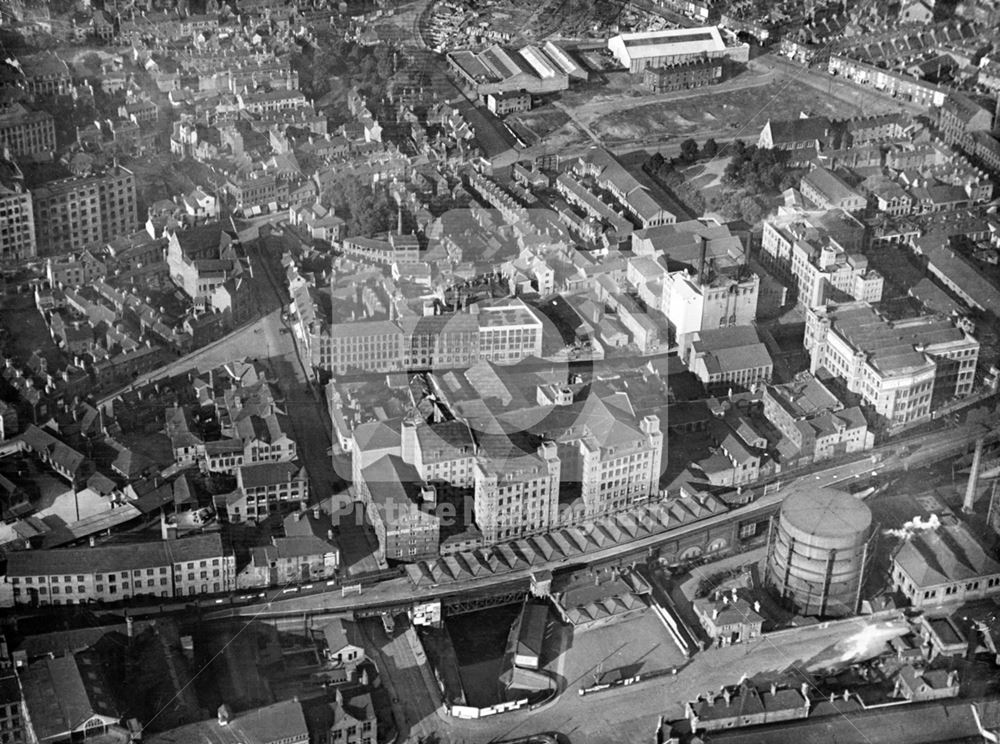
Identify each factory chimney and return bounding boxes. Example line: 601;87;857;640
963;437;984;514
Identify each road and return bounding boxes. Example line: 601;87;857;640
702;695;997;744
360;618;444;743
763;53;928;116
201;418;999;623
248;237;384;576
557;65;778;129
540;51;928;161
95;311;281;407
194;421;998;743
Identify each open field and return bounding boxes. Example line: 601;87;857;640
543;55;917;154
591;79;864;144
509;103;594;152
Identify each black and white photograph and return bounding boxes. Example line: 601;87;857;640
0;0;998;741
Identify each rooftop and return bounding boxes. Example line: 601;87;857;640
145;699;309;744
780;486;872;538
819;302;973;375
6;534;227;577
237;461;306;489
894;519;1000;587
609;26;725;58
802;166;861;204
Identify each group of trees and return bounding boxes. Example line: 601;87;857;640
708;191;766;224
642;137;782;224
39;88;126;149
645;138;722;174
723;141;799;194
292;29;401;103
678;137;719;163
324;177;408;237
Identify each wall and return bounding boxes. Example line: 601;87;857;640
449;698;528;719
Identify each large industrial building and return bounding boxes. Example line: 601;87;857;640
0;103;56;160
766;486;874;617
447;41;582;98
607;26;744;73
892;517;1000;610
804;302;980;427
0;158;35;262
31;166;137;255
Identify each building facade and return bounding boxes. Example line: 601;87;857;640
31;167;137;255
762;375;871;465
642;57;724;91
804;302;979;426
486;90;531;115
474;441;561;543
892;520;1000;609
226;461;310;522
4;534;235;606
0;172;35;263
0;105;56;159
238;536;339;587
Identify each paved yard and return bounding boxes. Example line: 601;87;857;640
380;609;910;743
557;610;688;692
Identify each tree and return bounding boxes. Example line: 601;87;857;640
646;152;665;174
680;138;699;162
739;196;765;224
325;177;397;237
702;137;719;159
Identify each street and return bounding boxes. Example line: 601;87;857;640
359;618;444;743
204;418;1000;623
248;238;384;576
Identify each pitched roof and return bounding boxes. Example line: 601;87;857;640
236;461;306;489
894;520;1000;587
6;534;227;577
765;116;831;145
414;420;475;462
20;652;119;741
322;617;365;652
145;699;309;744
802;166;862;204
252;536;336;565
20;425;86;476
511;600;548;658
352;420;402;451
360;455;437;522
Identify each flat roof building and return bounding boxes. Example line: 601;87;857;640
805;301;979;426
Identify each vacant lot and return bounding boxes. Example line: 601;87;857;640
552;58;911;153
557;609;687;692
592;79;862;144
509;102;592;152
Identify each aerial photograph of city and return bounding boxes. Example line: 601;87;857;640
0;0;999;741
